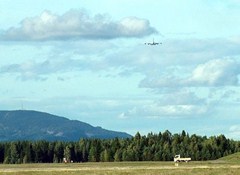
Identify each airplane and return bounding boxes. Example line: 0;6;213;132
145;38;162;45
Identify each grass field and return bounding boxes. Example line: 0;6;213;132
0;161;240;175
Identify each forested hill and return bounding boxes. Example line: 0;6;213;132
0;110;131;141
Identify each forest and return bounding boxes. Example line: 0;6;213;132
0;130;240;164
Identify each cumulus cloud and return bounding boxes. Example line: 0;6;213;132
140;59;240;88
228;125;240;139
118;91;208;119
1;10;157;41
144;104;207;117
188;59;240;86
122;103;208;119
158;91;205;105
105;38;240;73
0;58;91;80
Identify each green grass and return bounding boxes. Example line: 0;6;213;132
217;152;240;163
0;161;240;175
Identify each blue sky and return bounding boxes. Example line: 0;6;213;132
1;0;240;139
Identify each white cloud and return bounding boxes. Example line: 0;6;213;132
125;103;208;118
119;17;154;36
229;125;240;132
1;10;157;41
118;91;209;119
228;125;240;139
118;112;128;119
0;58;91;80
2;35;240;83
140;58;240;88
188;59;240;86
157;91;205;105
143;104;207;117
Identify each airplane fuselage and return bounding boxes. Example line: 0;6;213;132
145;38;162;45
147;42;159;45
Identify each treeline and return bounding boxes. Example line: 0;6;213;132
0;130;240;164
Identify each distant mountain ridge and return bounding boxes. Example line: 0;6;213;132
0;110;131;141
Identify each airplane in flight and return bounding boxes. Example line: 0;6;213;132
145;38;162;45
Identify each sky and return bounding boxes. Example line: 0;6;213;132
1;0;240;139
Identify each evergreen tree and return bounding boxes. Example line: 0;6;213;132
0;131;239;163
0;143;4;163
100;149;110;162
64;146;71;162
88;146;97;162
54;142;64;163
10;142;19;164
114;149;122;162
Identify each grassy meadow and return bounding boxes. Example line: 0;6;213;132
0;160;240;175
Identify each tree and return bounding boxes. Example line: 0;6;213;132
100;149;111;162
64;146;71;162
53;142;64;163
10;142;19;164
22;141;33;164
114;149;122;162
0;131;239;164
0;143;4;163
88;146;97;162
142;147;152;161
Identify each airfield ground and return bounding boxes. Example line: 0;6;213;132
0;161;240;175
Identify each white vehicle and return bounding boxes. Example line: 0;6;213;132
174;155;191;162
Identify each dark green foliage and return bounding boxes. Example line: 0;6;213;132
0;130;239;164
